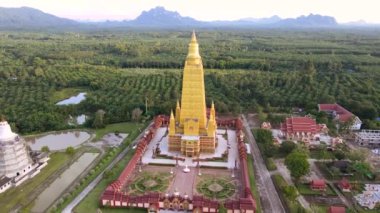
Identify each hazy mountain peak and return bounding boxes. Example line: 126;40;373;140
0;6;77;28
0;6;372;29
132;6;200;26
239;15;281;24
278;13;337;27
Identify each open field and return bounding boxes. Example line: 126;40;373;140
93;122;145;141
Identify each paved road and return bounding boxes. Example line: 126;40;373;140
242;115;285;213
62;123;152;213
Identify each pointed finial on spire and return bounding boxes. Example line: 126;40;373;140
187;30;201;62
170;110;174;120
176;100;180;108
191;30;197;42
211;100;215;109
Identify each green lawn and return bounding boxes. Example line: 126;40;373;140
0;152;71;212
75;149;138;212
50;87;85;103
265;157;277;171
309;149;335;160
93;122;145;141
247;156;262;213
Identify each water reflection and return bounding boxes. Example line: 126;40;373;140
56;92;86;105
32;153;99;212
26;131;91;151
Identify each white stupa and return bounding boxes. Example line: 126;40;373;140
0;119;33;178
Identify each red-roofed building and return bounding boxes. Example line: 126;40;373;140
310;179;327;191
261;122;272;129
327;206;346;213
338;178;352;192
280;116;327;143
318;104;362;130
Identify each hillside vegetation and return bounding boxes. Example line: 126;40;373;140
0;30;379;133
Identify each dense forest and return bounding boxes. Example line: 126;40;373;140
0;29;379;133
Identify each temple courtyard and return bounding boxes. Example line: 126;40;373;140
122;127;242;201
124;164;241;201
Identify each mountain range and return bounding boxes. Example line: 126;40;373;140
0;7;76;28
0;6;376;29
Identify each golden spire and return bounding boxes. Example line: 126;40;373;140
191;30;197;42
209;113;214;122
210;100;216;120
207;113;216;137
186;31;201;62
169;110;176;136
175;100;181;123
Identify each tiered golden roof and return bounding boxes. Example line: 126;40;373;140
168;32;217;157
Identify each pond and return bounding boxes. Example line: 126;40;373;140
26;131;91;151
56;92;86;105
31;153;99;212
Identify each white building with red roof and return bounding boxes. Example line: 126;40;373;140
280;116;327;143
318;104;362;130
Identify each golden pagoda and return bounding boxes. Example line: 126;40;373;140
168;32;217;157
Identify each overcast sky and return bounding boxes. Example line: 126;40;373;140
1;0;379;23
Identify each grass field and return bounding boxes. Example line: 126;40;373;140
93;122;145;141
247;156;262;213
0;152;71;212
296;183;337;196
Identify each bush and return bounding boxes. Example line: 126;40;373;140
265;158;277;171
65;146;75;156
334;150;346;160
41;145;50;153
272;175;306;213
279;141;296;155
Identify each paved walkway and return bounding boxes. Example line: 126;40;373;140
62;122;152;213
167;166;197;198
242;115;285;213
274;159;311;210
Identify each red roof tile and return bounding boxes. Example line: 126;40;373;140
281;116;320;134
311;179;326;187
318;104;355;122
328;206;346;213
338;178;351;189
